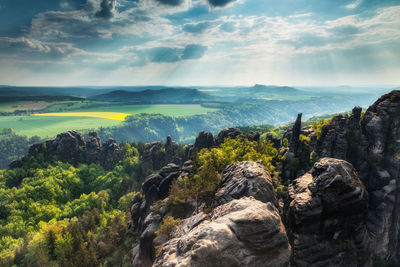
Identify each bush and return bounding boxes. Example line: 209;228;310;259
155;217;181;240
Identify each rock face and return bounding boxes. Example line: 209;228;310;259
213;161;277;208
284;158;370;267
141;136;183;174
194;131;215;151
313;90;400;262
132;160;288;267
281;113;312;181
131;161;194;267
154;197;291;267
215;127;243;146
10;130;122;170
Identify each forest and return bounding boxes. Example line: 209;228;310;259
0;126;295;266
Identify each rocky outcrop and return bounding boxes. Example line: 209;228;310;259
213;161;277;208
141;136;183;174
246;131;260;142
215;127;243;146
9;130;122;170
284;158;371;267
154;197;291;267
141;142;166;173
165;136;181;166
86;132;101;163
131;161;194;267
281;113;312;181
194;131;215;151
312;90;400;262
290;113;302;154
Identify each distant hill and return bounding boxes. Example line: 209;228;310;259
0;95;83;102
0;86;178;98
91;88;215;104
248;84;302;94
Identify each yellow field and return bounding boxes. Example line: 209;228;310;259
33;112;130;121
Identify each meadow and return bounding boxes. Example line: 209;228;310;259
0;104;218;138
49;103;218;116
0;101;73;112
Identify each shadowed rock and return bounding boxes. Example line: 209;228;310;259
215;127;243;146
284;158;371;267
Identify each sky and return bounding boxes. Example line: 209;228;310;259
0;0;399;86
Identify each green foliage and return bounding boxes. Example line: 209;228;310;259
155;216;181;240
310;151;320;165
118;192;137;212
312;118;331;140
169;137;286;211
0;128;42;169
0;143;141;265
282;138;289;147
299;134;311;145
289;158;300;171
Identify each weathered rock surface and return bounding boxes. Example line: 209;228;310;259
312;90;400;262
246;131;260;142
194;131;215;151
213;161;277;208
9;130;122;170
131;161;194;267
284;158;370;267
154;197;291;267
141;136;183;174
281;113;312;181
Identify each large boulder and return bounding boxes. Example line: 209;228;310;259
284;158;371;267
213;161;277;208
154;197;291;267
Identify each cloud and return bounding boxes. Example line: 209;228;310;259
95;0;116;19
154;0;183;6
181;44;207;59
345;0;362;10
0;37;85;59
130;44;208;64
207;0;237;7
220;22;236;32
183;21;214;34
148;47;181;62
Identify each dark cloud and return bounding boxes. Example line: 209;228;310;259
155;0;183;6
95;0;116;19
182;22;213;34
208;0;237;7
140;44;207;64
181;44;207;60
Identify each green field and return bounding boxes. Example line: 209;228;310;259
51;104;218;116
0;104;218;138
0;116;122;138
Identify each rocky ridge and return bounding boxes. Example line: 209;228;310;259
130;90;400;267
9;131;123;170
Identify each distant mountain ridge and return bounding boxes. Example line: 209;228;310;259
248;84;302;94
91;88;215;104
